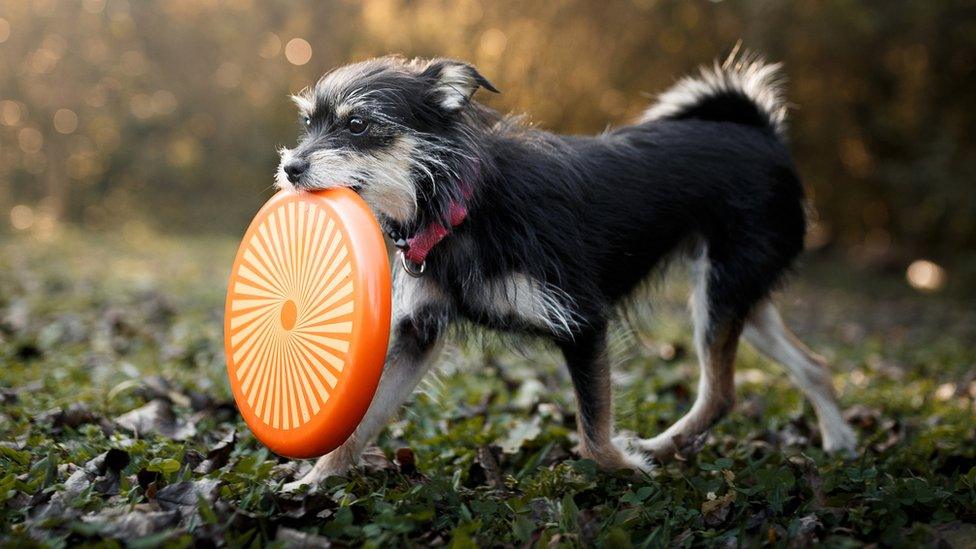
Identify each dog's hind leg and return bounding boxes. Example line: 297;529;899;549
632;255;744;460
743;301;857;454
559;326;654;472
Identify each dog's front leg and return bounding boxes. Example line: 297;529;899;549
283;276;450;492
559;326;655;473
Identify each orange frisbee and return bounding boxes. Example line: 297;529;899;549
224;188;391;458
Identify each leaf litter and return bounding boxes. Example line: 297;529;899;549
1;235;975;546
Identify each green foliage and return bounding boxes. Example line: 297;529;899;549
1;233;975;546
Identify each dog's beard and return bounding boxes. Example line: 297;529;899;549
275;136;421;224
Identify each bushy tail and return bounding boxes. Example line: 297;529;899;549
640;46;788;138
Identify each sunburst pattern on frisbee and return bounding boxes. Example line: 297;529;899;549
226;199;355;431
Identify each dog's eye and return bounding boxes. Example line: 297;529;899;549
347;117;368;135
303;116;311;127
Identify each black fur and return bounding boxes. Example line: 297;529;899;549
286;55;805;343
276;55;837;471
428;101;803;343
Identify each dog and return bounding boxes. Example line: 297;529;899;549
276;52;858;490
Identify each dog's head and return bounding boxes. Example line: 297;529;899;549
276;56;498;224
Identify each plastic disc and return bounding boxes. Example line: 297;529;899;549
224;188;391;458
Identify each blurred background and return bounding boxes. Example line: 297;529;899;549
0;0;974;293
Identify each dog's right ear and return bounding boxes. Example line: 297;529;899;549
290;92;314;118
421;59;499;114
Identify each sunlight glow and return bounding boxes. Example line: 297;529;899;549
285;38;312;66
259;33;281;59
906;259;946;292
53;108;78;134
10;205;34;231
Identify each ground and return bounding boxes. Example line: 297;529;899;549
1;230;974;547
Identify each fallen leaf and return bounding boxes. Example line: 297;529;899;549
276;526;332;548
155;478;221;514
870;418;902;453
788;454;825;508
37;402;98;430
498;417;542;454
81;506;181;540
933;521;976;549
844;405;881;430
115;399;196;440
791;513;822;545
702;492;735;526
62;449;131;500
194;429;236;474
467;446;505;490
702;467;737;526
512;379;546;410
274;490;337;522
138;375;192;408
0;380;43;404
361;445;395;474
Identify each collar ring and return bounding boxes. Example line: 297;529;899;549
398;250;426;278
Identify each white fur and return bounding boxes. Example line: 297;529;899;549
280;59;479;223
432;64;476;112
743;302;857;454
636;250;719;455
283;272;449;491
640;52;788;137
276;136;421;224
479;273;579;337
274;147;297;191
290;93;314;116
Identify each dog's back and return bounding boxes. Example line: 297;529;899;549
470;54;805;320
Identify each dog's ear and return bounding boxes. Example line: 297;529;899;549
422;59;499;114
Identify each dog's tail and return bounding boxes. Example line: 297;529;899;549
639;46;788;139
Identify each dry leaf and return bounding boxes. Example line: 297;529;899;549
115;399;196;440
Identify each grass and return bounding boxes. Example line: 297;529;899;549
1;229;975;547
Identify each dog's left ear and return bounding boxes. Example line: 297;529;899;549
422;59;499;114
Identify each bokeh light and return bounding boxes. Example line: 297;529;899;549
53;108;78;134
479;28;507;59
0;17;10;43
259;32;281;59
10;205;34;231
18;127;43;153
285;38;312;66
151;90;178;115
0;100;22;126
129;94;153;119
906;259;946;292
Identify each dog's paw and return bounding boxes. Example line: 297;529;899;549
622;431;707;463
612;436;656;473
821;422;858;458
279;457;354;493
280;477;317;495
628;434;677;461
280;467;345;494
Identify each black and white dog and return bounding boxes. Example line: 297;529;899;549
277;52;857;488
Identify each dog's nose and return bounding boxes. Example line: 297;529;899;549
283;158;309;183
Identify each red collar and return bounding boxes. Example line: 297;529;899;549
399;200;468;265
391;180;474;272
